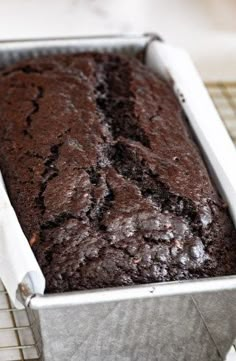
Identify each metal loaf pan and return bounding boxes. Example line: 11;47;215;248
1;34;236;361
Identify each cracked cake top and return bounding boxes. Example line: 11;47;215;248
0;52;235;293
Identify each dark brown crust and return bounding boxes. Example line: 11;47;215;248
0;52;235;293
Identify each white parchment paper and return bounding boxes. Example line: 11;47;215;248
0;173;45;308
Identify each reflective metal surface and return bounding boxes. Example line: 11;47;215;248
0;34;158;68
23;276;236;310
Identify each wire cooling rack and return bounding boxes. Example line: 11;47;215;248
207;82;236;144
0;281;39;361
0;82;236;361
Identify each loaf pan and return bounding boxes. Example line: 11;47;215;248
0;34;236;361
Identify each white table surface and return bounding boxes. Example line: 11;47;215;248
0;0;236;81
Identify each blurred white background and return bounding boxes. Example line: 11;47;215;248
0;0;236;81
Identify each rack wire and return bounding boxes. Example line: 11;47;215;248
0;82;236;361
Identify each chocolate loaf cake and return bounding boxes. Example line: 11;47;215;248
0;53;235;293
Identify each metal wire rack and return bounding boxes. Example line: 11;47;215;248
0;281;40;361
207;82;236;144
0;82;236;361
